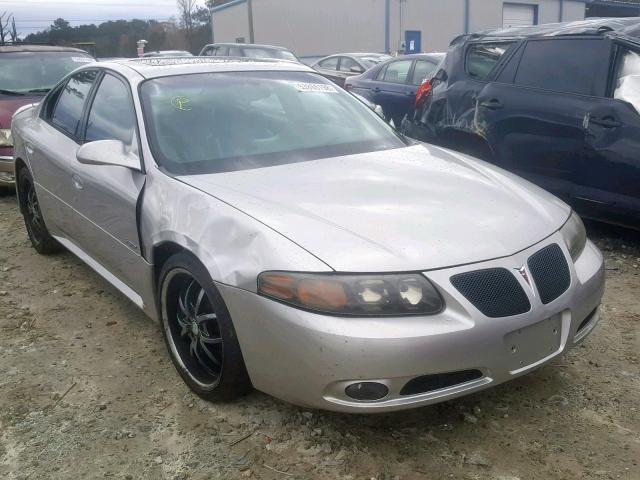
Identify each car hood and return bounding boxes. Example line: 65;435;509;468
0;95;40;128
180;144;570;272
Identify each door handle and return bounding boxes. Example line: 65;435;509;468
407;91;417;96
72;173;84;190
479;99;504;110
372;87;381;93
589;116;621;129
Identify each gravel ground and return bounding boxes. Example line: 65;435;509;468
0;194;638;480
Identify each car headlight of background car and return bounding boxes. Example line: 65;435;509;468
560;212;587;261
258;272;443;316
0;129;13;147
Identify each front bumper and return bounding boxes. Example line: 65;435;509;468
219;234;605;413
0;153;15;187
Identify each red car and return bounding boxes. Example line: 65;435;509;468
0;45;94;189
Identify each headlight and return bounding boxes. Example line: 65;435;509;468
560;212;587;261
0;129;12;147
258;272;444;316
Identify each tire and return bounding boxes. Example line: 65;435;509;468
158;253;252;401
17;166;62;255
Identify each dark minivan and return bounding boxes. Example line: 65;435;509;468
404;18;640;229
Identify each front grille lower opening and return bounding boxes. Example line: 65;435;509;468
400;369;483;396
577;307;598;333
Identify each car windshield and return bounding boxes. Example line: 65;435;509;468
243;47;298;62
140;71;407;175
0;51;94;94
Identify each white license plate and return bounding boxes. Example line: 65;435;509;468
504;315;562;372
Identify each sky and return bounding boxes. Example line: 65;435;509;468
0;0;208;37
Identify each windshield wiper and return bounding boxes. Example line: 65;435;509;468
0;89;25;96
24;88;51;95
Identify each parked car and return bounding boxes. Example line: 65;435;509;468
403;18;640;229
199;43;299;62
345;53;444;127
312;53;392;87
0;45;94;189
142;50;193;58
12;57;604;413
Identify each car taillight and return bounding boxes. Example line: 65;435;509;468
415;79;433;107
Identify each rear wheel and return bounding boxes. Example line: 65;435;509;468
159;253;252;401
17;167;61;255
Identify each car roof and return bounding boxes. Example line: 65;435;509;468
454;17;640;45
95;56;314;80
204;43;293;51
0;44;91;54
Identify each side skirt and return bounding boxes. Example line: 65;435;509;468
53;235;145;310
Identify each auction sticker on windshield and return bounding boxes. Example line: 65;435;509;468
291;82;338;93
72;57;94;63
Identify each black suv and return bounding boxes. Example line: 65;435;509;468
404;18;640;229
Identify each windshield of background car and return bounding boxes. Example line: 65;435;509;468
359;55;392;68
0;52;94;94
140;71;407;175
243;47;298;62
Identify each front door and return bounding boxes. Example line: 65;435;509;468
405;31;421;55
71;72;147;294
580;43;640;226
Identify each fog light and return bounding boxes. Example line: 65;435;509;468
345;382;389;401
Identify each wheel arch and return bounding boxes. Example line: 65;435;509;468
14;157;30;213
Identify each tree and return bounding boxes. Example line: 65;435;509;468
177;0;198;48
0;12;16;45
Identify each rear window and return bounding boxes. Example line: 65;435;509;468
140;71;406;175
466;43;513;80
243;47;297;62
514;39;610;96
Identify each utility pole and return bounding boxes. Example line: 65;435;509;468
247;0;255;44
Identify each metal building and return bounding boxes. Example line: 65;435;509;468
211;0;588;58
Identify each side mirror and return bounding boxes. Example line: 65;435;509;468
76;140;141;171
350;66;364;74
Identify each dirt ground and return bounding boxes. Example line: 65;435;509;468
0;194;638;480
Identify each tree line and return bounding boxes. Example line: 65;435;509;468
21;0;223;58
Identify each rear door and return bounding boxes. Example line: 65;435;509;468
581;42;640;225
31;69;98;237
371;59;414;126
315;56;341;85
478;37;612;201
71;71;147;292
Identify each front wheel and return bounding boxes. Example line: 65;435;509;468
159;253;252;401
17;166;61;255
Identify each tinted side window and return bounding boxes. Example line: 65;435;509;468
51;70;97;138
466;42;513;80
411;60;437;85
202;47;215;56
216;46;229;56
381;60;412;83
340;57;363;73
515;39;610;96
319;57;338;70
228;46;242;56
85;74;137;147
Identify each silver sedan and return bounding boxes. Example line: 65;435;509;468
11;58;604;413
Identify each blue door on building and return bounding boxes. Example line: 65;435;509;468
405;30;422;54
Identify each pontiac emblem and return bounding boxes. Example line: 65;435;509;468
516;266;533;291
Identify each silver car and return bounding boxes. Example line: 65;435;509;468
11;57;605;413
